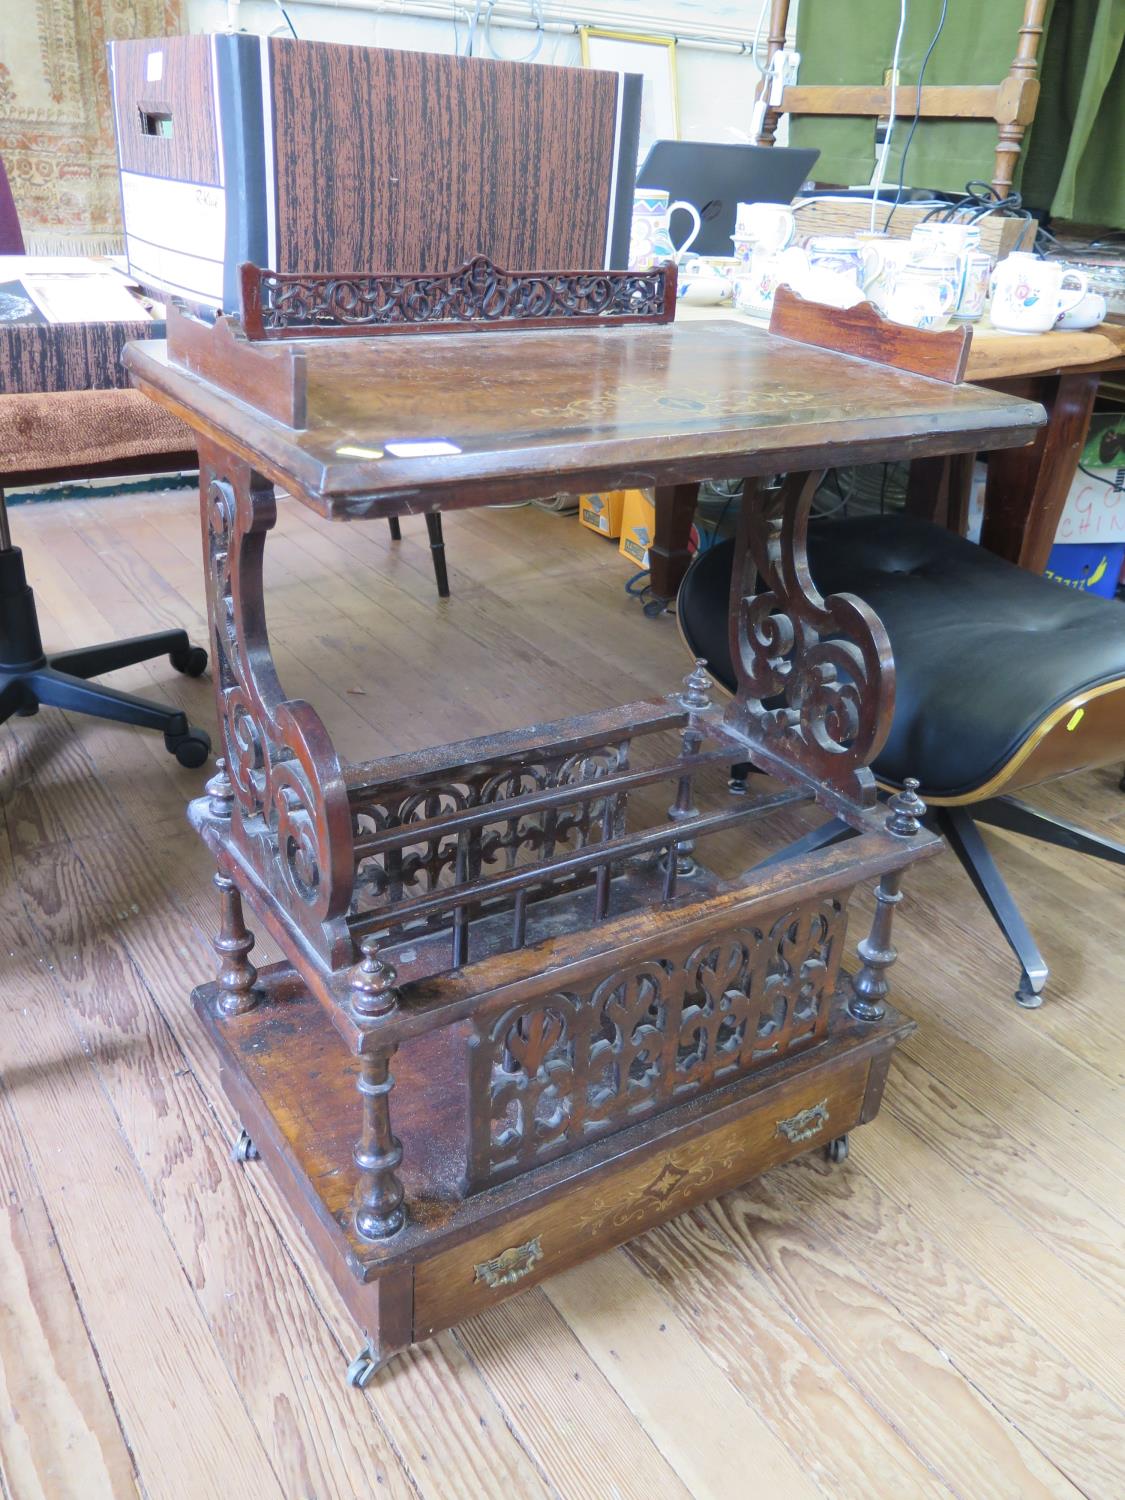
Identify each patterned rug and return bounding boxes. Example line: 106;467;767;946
0;1;183;252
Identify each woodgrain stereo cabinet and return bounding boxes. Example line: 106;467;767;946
108;34;641;310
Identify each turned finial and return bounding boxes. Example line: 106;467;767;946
679;657;713;712
886;778;927;837
206;757;235;819
350;935;399;1020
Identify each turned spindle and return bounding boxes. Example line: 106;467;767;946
849;781;927;1022
666;658;712;890
212;873;258;1015
349;937;406;1240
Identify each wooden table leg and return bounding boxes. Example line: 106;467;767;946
981;371;1100;573
649;482;699;600
905;452;976;535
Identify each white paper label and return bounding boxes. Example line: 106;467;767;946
385;440;463;458
120;172;225;304
146;51;163;82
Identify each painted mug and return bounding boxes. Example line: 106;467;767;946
629;188;702;271
735;202;797;253
990;253;1088;333
882;261;959;331
955;250;994;321
804;235;883;293
910;221;982;258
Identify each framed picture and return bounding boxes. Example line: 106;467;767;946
579;29;679;162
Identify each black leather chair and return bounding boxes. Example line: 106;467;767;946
678;514;1125;1007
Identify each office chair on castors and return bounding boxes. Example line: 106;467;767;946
0;489;211;767
678;514;1125;1008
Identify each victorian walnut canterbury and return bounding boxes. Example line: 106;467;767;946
123;255;1043;1382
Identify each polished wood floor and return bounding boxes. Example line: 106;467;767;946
1;487;1123;1500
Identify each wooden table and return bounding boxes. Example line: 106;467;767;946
649;306;1125;598
125;304;1042;1382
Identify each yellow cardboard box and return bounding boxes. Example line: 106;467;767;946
578;489;627;538
619;488;656;569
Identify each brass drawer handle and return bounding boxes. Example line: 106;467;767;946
474;1235;543;1289
776;1098;830;1144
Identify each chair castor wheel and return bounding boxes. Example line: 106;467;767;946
170;643;208;678
346;1340;386;1389
164;725;211;768
231;1128;259;1163
1015;983;1045;1010
825;1134;850;1164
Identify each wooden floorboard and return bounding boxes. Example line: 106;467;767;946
1;487;1123;1498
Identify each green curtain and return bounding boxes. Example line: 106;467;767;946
789;0;1125;227
1020;0;1125;225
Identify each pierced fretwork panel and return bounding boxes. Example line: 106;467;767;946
350;742;630;923
468;897;847;1187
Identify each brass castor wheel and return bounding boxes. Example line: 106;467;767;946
825;1134;850;1164
346;1340;386;1389
231;1128;259;1163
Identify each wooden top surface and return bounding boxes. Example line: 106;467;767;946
678;303;1125;384
125;318;1045;517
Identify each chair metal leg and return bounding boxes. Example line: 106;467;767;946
936;806;1048;1008
425;512;450;598
742;816;854;874
48;627;195;680
973;795;1125;868
0;676;25;726
29;665;191;733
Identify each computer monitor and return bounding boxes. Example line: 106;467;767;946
636;141;820;258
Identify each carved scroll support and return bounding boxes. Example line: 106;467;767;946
197;440;354;970
725;471;896;810
349;937;406;1240
212;872;259;1015
849;780;928;1022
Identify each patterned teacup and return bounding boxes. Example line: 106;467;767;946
990;252;1088;333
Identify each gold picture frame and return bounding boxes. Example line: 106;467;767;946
579;28;680;157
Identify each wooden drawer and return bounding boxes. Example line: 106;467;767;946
413;1049;872;1340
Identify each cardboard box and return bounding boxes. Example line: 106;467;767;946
1052;413;1125;548
1044;542;1125;598
578;489;628;538
619;489;656;569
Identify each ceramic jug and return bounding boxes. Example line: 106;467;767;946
629;189;702;271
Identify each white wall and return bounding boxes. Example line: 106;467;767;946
183;0;770;145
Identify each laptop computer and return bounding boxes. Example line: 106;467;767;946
636;142;820;258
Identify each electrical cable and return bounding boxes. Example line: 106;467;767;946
1078;463;1123;489
271;0;298;39
868;0;909;233
484;0;545;62
751;0;772;73
883;0;948;233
